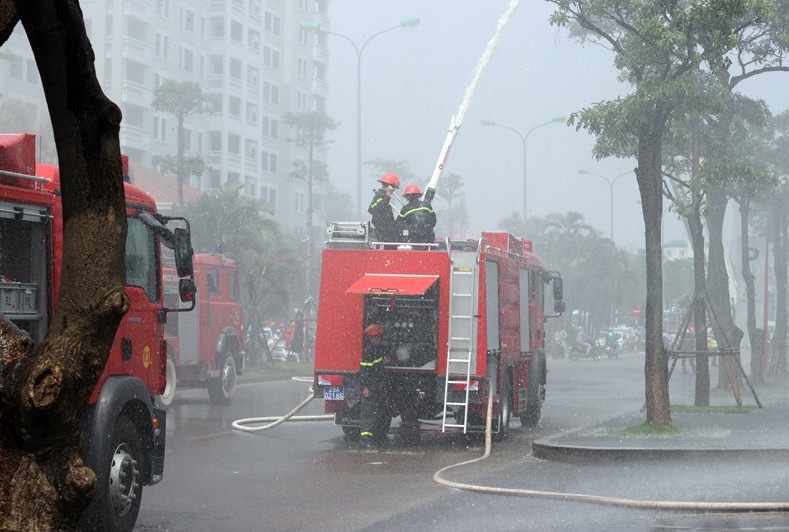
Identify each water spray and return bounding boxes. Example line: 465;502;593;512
423;0;522;202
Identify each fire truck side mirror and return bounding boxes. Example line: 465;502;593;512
552;276;563;302
554;300;566;314
179;278;196;303
173;227;194;279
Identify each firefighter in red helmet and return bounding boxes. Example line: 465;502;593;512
368;174;400;244
397;184;436;245
359;323;390;449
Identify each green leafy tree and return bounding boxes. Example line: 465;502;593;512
151;79;208;206
547;0;785;427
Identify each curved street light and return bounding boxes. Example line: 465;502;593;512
481;116;565;223
301;18;421;218
577;169;632;241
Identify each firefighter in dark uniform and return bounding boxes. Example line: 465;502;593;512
397;184;436;244
359;323;389;448
368;173;400;244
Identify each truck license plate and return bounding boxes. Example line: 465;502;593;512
324;386;344;400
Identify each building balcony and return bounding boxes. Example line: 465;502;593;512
119;124;148;150
122;0;153;20
122;36;153;63
121;80;151;105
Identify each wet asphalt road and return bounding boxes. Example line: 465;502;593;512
134;354;789;531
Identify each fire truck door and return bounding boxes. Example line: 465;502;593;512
116;216;162;391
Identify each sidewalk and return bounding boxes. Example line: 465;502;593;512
534;373;789;462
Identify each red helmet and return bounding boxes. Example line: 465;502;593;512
404;184;421;196
378;173;400;189
365;323;384;336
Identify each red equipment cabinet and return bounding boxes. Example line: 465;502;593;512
161;253;244;405
0;134;196;531
313;222;564;441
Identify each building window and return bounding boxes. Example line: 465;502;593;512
181;48;194;73
182;8;194;33
157;0;170;18
261;151;278;173
298;27;310;45
210;55;223;75
209;131;222;151
229;58;242;80
229;96;241;118
25;59;38;85
245;140;257;159
152;116;167;142
155;32;170;59
210;17;224;38
8;55;23;80
262;116;279;139
208;93;222;113
248;29;260;51
264;12;281;36
227;171;240;185
263;46;280;70
298;57;308;78
247;103;258;124
228;134;241;155
263;82;280;104
296;90;307;111
315;61;326;81
183;128;192;151
247;66;259;88
230;20;243;44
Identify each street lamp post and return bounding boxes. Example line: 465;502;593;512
301;18;420;218
481;116;564;225
577;169;632;241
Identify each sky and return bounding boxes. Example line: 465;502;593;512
322;0;788;251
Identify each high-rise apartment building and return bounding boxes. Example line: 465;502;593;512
0;0;331;234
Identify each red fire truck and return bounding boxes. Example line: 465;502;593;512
160;253;244;405
313;223;564;441
0;134;195;531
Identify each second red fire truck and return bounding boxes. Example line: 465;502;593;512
313;223;564;441
0;133;195;531
160;253;245;405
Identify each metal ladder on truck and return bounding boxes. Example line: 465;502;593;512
441;250;479;433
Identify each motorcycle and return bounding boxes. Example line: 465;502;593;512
549;339;568;359
569;342;600;361
605;341;620;360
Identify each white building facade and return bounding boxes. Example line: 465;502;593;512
0;0;332;234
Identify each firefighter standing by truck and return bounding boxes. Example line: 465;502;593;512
397;184;436;244
368;173;400;243
359;323;390;448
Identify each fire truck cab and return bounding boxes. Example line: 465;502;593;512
0;133;195;531
313;222;564;441
161;253;244;405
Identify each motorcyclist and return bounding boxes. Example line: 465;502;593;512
397;184;436;245
575;327;592;356
368;173;400;244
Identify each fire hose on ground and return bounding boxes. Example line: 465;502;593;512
232;378;789;512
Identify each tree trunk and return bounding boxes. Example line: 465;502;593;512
738;198;762;384
636;113;672;428
769;194;788;374
705;186;744;391
686;197;710;406
0;2;127;529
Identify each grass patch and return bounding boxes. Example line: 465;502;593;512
612;423;682;436
670;404;757;414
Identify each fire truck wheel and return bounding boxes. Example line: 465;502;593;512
521;354;545;427
493;377;512;443
160;357;177;407
208;353;237;405
81;414;144;532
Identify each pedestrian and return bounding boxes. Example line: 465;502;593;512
397;184;436;245
368;173;400;244
290;310;305;363
359;323;390;449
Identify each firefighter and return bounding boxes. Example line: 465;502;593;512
359;323;389;448
368;173;400;243
397;184;436;244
